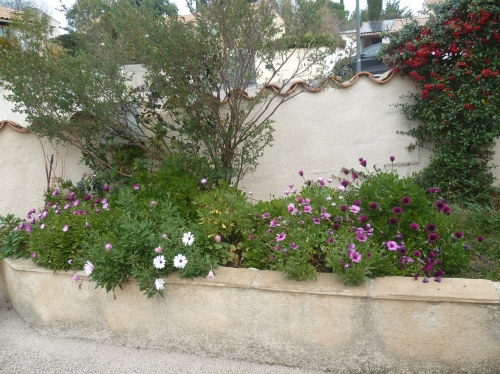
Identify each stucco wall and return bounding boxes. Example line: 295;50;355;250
239;74;434;200
1;257;499;373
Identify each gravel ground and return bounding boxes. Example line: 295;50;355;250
0;305;326;374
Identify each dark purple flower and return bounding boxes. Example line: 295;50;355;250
477;236;484;242
455;231;464;238
94;198;100;204
327;237;334;244
464;244;471;251
413;250;422;257
262;212;270;219
478;254;484;260
434;276;441;282
341;180;350;187
390;156;395;162
388;217;398;225
427;233;440;244
343;168;350;175
84;194;91;201
443;205;452;215
392;206;404;214
369;202;379;211
103;185;110;191
340;205;347;212
401;196;411;205
414;272;419;280
269;255;275;261
359;158;367;167
333;223;341;231
290;242;298;250
422;277;429;283
426;223;437;232
395;233;403;240
351;173;358;180
353;200;361;206
248;234;254;240
358;214;368;223
274;245;281;251
366;252;372;259
298;170;304;177
428;187;438;193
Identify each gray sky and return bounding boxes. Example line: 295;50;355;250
40;0;426;29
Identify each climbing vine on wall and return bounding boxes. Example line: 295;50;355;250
382;0;500;201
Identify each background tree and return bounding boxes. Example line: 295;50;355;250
0;0;341;183
367;0;382;21
381;0;413;20
382;0;500;201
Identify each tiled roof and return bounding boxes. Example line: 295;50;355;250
0;5;17;21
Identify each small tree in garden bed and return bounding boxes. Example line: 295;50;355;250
382;0;500;202
0;0;341;184
1;156;481;295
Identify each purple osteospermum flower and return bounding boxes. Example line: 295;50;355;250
369;202;379;211
366;252;372;259
401;196;411;205
477;236;484;242
103;185;110;191
413;250;422;257
358;214;368;223
274;245;281;251
269;255;275;261
345;263;350;268
303;205;313;214
298;170;304;177
353;200;361;206
31;252;37;258
422;277;429;283
72;273;80;282
426;223;437;232
267;229;274;234
290;242;298;250
350;251;362;263
464;245;471;251
284;190;290;195
276;232;286;242
215;235;221;243
321;212;331;220
443;206;451;215
413;273;419;280
270;219;280;227
151;201;157;206
313;217;321;225
105;243;112;251
155;246;162;253
390;156;395;162
262;212;270;219
52;190;59;196
350;205;360;214
343;168;349;175
356;232;367;242
341;180;350;187
386;241;399;251
455;231;464;238
410;223;420;231
427;233;440;244
327;237;334;244
392;206;404;214
351;173;358;180
133;183;140;190
388;217;398;225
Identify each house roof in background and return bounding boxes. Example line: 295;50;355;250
0;5;17;21
342;16;429;38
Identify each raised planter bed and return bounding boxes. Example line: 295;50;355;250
1;256;499;373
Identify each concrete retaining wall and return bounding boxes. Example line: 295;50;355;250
1;257;499;373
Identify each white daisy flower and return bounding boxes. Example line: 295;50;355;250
173;254;188;269
207;270;215;279
84;261;94;275
182;232;194;246
155;278;164;291
153;255;166;269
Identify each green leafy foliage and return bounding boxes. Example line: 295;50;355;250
382;0;500;202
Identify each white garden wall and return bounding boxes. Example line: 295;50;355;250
1;71;499;217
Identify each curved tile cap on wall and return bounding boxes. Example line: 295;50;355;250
0;120;29;133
